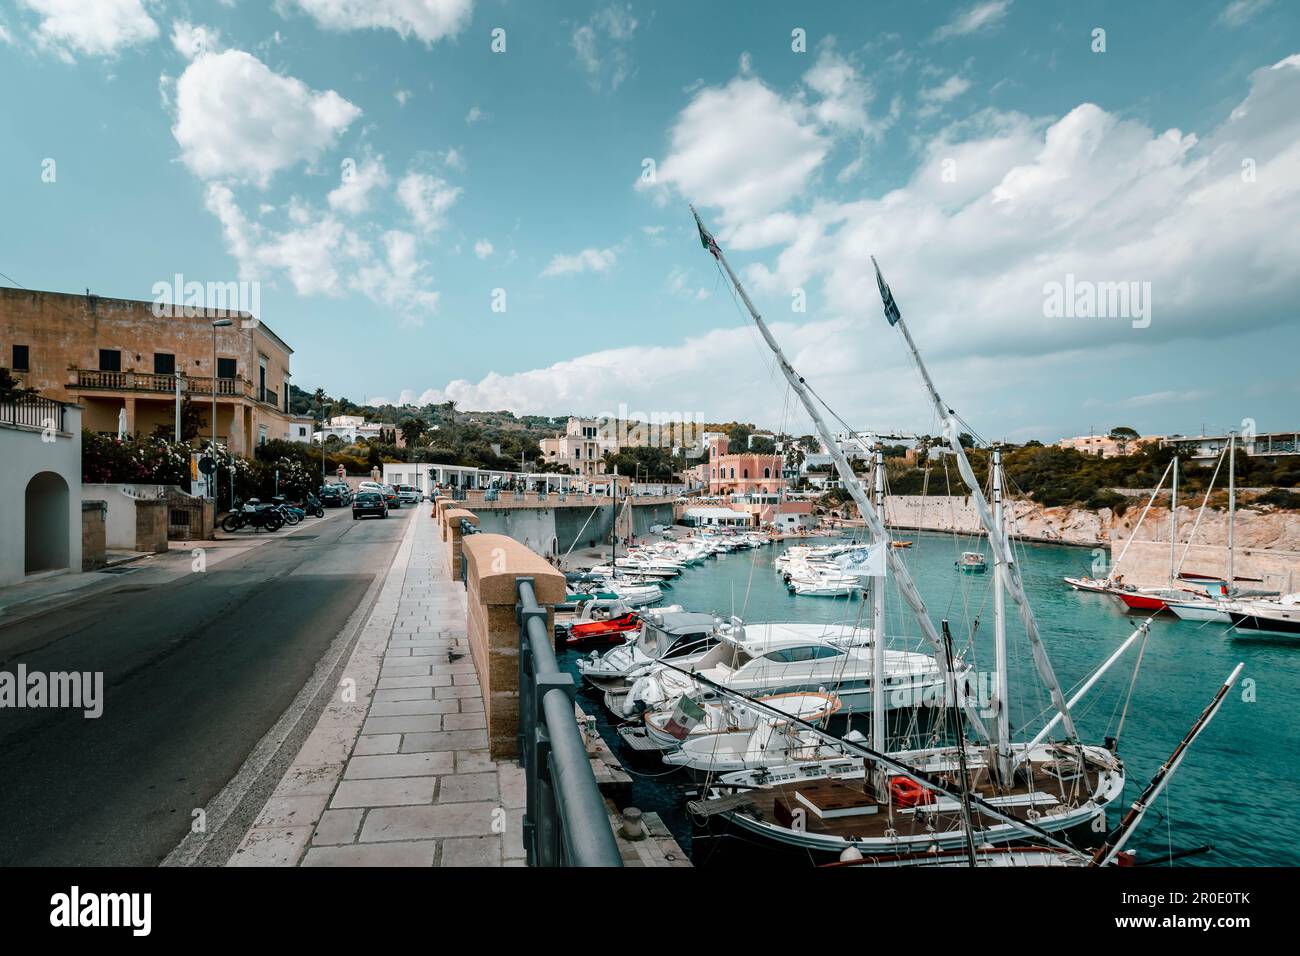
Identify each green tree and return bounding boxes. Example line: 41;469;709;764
399;416;427;447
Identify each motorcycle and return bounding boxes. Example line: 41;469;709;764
269;496;304;526
293;492;325;518
220;498;285;533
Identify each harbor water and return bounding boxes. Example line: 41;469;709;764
560;532;1299;867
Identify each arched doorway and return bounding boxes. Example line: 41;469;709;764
25;471;70;574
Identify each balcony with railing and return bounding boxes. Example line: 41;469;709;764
0;393;68;433
70;368;249;398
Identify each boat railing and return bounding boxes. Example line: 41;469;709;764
515;576;624;868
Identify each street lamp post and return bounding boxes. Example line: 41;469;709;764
211;318;234;501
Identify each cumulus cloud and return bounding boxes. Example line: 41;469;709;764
640;76;829;230
21;0;159;60
204;184;348;296
173;50;360;187
328;153;390;215
474;239;494;259
288;0;474;45
170;20;219;59
540;247;617;277
351;230;441;323
803;46;875;136
397;171;461;233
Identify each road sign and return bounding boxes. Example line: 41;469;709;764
199;456;216;475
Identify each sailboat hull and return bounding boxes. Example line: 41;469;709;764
1228;610;1300;635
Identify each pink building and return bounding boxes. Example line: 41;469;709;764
703;435;786;496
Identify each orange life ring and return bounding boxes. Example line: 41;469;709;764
889;776;936;809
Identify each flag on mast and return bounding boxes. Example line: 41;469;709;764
872;256;901;326
692;206;721;260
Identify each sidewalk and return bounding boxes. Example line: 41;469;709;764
228;505;526;867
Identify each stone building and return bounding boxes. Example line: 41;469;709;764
0;287;296;456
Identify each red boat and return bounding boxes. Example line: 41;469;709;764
563;611;641;647
1112;588;1182;613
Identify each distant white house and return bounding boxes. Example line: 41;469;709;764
287;415;315;443
683;506;753;528
314;414;383;444
1;398;83;586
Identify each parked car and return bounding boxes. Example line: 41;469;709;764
319;483;352;507
356;480;399;508
395;484;422;504
352;491;388;520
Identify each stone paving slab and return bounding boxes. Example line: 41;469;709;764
228;505;519;867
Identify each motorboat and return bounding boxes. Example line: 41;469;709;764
576;610;726;692
660;705;858;780
620;627;953;719
956;551;988;573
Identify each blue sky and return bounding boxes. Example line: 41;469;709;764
2;0;1298;442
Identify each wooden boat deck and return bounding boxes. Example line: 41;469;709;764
735;761;1101;842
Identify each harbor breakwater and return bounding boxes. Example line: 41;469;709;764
882;495;1300;591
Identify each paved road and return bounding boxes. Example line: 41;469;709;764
0;505;416;866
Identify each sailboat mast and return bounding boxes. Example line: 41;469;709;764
941;620;979;866
871;257;1079;746
872;442;887;753
1089;662;1243;867
690;206;989;741
992;447;1012;778
1227;432;1236;589
1169;456;1179;586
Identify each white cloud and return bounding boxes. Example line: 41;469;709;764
21;0;159;60
288;0;473;45
205;185;441;322
932;1;1012;41
397;172;461;233
474;239;494;259
642;76;829;229
803;46;874;136
465;104;485;124
1220;0;1274;27
327;154;390;215
204;184;348;296
351;230;441;323
921;75;972;103
394;88;412;107
170;20;219;59
173;50;361;187
572;3;638;91
644;51;1300;385
540;247;617;277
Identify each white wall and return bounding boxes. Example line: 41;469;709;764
80;483;171;550
0;405;83;586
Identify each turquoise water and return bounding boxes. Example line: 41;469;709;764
562;532;1299;866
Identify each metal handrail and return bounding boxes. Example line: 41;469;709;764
516;577;622;867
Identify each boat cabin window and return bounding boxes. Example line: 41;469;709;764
762;645;843;663
664;632;718;659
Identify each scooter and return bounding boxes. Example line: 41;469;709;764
221;498;285;533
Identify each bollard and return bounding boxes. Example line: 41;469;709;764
621;806;646;841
